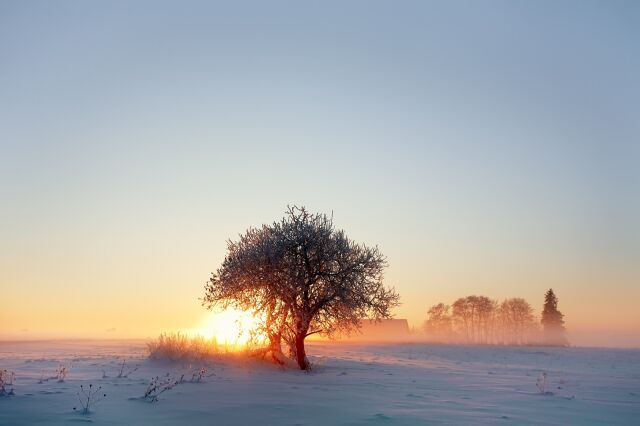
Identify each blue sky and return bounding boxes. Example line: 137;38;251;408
1;1;638;341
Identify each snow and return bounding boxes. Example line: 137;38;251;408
1;340;638;425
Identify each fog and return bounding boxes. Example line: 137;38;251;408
331;320;640;349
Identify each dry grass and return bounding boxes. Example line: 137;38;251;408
147;333;249;361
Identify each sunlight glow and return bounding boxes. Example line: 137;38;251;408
191;309;266;350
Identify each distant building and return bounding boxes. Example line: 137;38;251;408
339;319;411;342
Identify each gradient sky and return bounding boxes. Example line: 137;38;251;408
1;1;638;345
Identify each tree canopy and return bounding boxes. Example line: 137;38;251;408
424;295;539;345
202;206;400;370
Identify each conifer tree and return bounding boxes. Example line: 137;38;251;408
540;289;567;346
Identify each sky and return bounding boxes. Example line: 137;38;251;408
1;1;638;346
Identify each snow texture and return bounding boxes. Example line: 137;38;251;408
0;340;638;425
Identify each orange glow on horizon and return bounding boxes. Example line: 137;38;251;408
189;309;267;350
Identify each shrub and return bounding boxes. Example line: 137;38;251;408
37;365;68;383
191;367;208;383
73;384;106;414
0;369;15;396
147;333;225;361
143;374;180;402
536;371;553;395
55;364;68;382
117;358;139;378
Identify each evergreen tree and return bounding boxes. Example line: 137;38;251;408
540;289;567;346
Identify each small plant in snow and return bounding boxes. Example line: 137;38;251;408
191;367;207;383
143;374;179;402
73;384;106;414
37;365;68;383
0;369;16;396
116;358;139;378
536;372;553;395
180;365;215;383
55;364;68;382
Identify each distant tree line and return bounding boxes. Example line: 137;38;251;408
423;289;566;346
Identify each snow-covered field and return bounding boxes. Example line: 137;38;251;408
1;340;638;425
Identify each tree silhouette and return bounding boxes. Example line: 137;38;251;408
540;289;567;346
451;297;473;342
498;298;535;345
427;295;543;345
423;303;452;340
203;206;400;370
450;296;498;344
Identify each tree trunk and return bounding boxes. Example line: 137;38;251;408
265;301;289;365
268;333;285;365
295;333;309;370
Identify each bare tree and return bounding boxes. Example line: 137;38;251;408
450;296;497;344
201;224;291;364
203;206;400;370
429;294;544;346
423;303;452;341
451;297;473;342
497;298;535;345
469;296;496;344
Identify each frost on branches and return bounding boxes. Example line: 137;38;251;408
203;206;400;370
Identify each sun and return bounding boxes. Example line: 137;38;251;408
192;308;266;349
